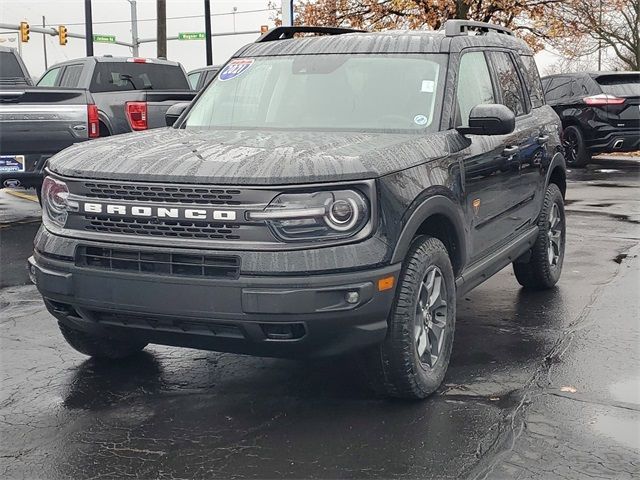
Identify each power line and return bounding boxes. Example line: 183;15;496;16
44;7;277;27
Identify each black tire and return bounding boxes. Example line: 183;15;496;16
99;122;111;137
563;125;590;167
59;322;147;359
363;236;456;399
513;183;565;290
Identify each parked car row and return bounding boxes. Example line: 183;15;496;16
0;48;222;192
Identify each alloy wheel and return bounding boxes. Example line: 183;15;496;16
414;266;448;368
563;131;578;164
547;203;563;267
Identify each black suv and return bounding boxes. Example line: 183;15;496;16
29;22;567;399
542;71;640;166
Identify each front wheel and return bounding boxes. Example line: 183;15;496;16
363;236;456;399
513;183;566;289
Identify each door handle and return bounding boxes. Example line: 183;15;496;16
537;134;549;145
501;146;519;156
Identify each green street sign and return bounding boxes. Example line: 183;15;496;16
93;34;116;43
179;32;206;40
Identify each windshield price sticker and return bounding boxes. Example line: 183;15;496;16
219;59;255;81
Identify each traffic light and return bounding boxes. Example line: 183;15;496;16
59;25;68;45
19;21;29;43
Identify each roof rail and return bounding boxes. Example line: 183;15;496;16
256;26;364;43
444;20;512;37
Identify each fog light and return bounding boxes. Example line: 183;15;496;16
345;291;360;304
28;264;37;285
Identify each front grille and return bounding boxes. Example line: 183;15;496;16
76;246;240;279
91;311;245;339
82;181;245;205
83;216;242;240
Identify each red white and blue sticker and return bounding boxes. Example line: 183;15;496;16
219;58;255;81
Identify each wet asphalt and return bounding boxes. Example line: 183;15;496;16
0;157;638;479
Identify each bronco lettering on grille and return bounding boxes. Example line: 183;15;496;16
82;202;237;221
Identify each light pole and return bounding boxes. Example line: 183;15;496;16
127;0;139;56
232;6;237;33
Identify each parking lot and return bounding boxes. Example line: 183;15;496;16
1;156;638;479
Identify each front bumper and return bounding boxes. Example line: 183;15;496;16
29;249;400;358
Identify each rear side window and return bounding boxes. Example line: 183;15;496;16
519;56;544;108
456;52;495;127
188;71;202;90
37;67;62;87
489;51;526;116
0;52;26;81
543;76;575;103
595;74;640;96
58;64;83;87
90;62;190;92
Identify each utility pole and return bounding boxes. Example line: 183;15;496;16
84;0;94;56
597;0;602;70
204;0;213;65
129;0;139;56
282;0;294;27
42;16;48;69
157;0;167;58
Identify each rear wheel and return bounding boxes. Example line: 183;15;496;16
59;322;147;359
513;183;565;290
363;236;456;399
563;125;590;167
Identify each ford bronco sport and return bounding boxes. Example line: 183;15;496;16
29;21;567;399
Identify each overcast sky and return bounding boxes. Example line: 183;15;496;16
1;0;276;76
1;0;562;78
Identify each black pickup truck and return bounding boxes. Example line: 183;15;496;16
30;23;567;399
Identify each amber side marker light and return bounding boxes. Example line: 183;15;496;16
378;276;395;291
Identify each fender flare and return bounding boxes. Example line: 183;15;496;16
97;111;113;136
390;194;468;271
545;151;567;195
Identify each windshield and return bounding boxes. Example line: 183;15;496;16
185;54;446;132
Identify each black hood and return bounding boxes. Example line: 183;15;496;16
48;127;451;185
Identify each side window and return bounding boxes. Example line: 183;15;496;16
519;55;544;108
489;51;526;116
188;71;202;90
58;64;83;88
455;52;495;127
551;77;574;102
37;67;61;87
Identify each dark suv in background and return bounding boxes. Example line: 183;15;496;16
542;72;640;166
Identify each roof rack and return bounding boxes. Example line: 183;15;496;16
256;26;364;43
444;20;512;37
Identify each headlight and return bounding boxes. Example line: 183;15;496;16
41;176;77;228
248;189;370;242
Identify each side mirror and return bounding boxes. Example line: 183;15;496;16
457;104;515;136
165;102;190;127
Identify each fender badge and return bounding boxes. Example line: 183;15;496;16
472;198;481;215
